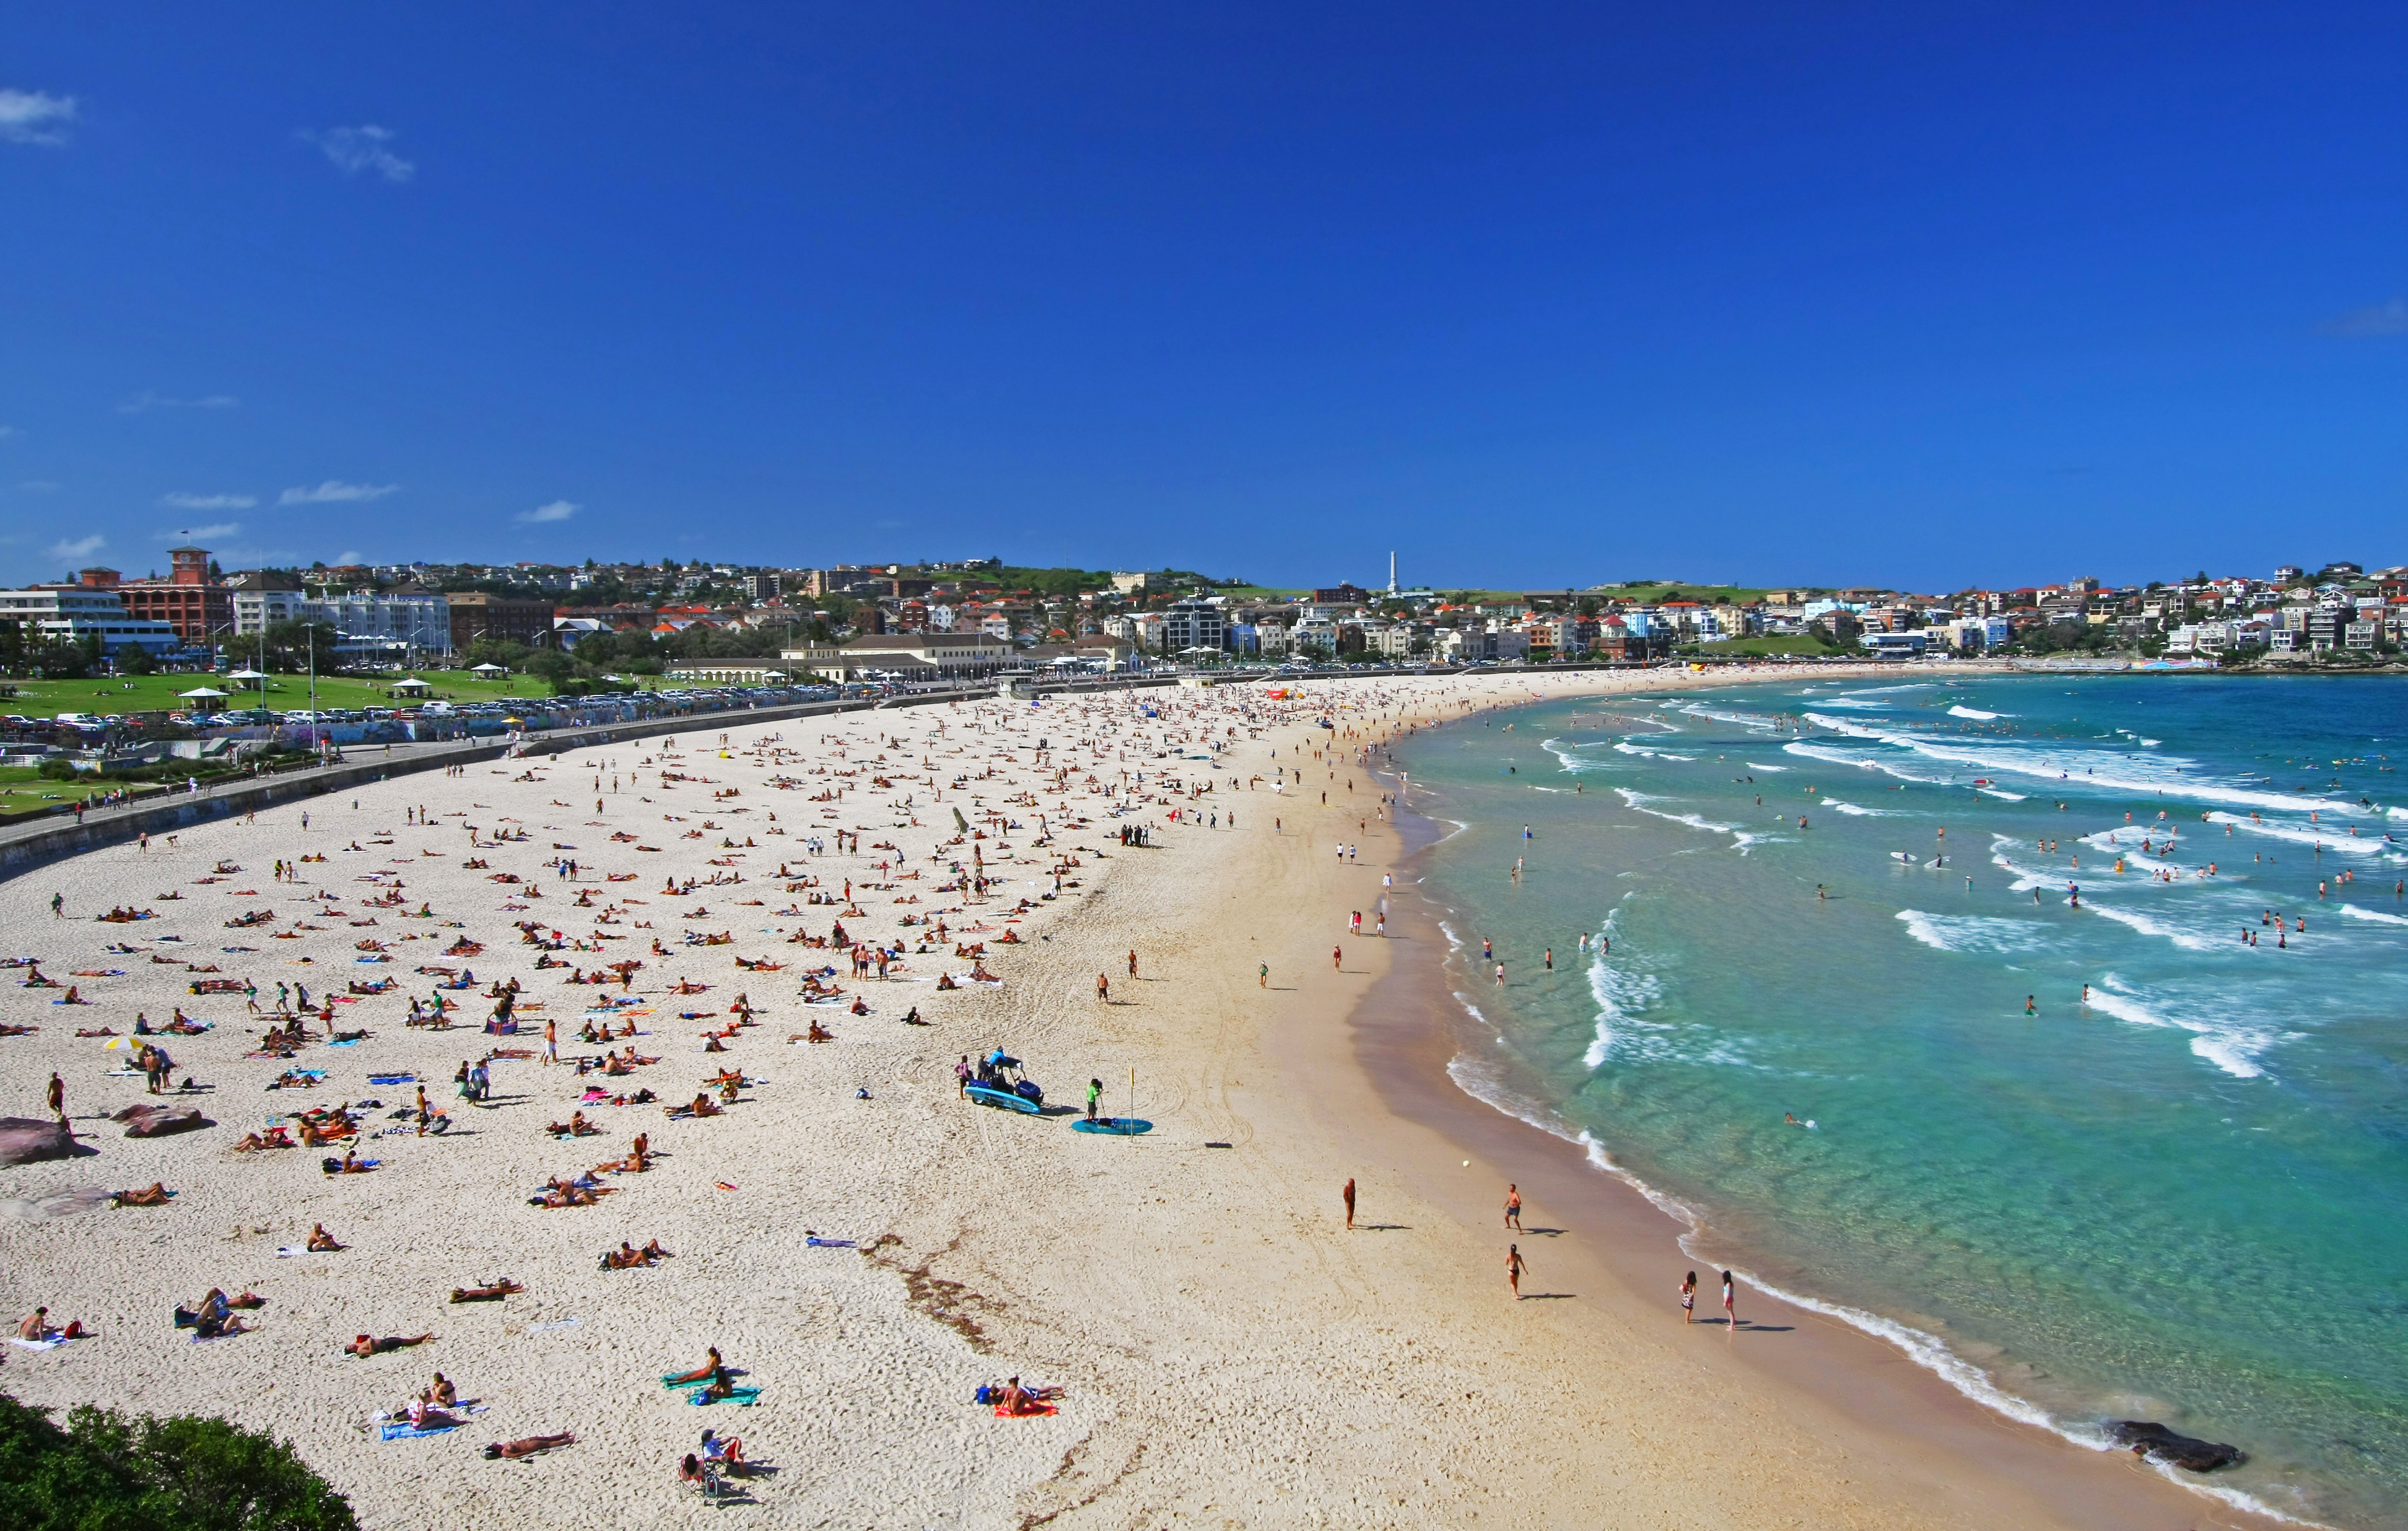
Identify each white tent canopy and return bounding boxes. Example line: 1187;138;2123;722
178;686;230;699
224;668;268;681
388;677;435;693
469;663;508;675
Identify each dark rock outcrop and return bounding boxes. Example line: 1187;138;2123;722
0;1117;77;1164
111;1104;211;1138
2105;1420;2243;1472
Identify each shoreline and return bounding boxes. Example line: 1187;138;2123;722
1337;694;2308;1529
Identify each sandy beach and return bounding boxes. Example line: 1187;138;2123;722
0;664;2281;1529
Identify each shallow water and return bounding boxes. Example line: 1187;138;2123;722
1397;674;2408;1529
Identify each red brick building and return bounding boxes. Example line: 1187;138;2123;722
119;546;233;645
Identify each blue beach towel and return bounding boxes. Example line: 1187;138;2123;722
687;1386;760;1407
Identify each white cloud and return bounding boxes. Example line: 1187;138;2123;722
163;521;242;539
0;424;19;440
517;499;579;524
118;391;239;414
160;492;256;511
302;124;414;183
281;480;399;505
2324;298;2408;338
48;534;105;561
329;549;362;565
0;89;77;147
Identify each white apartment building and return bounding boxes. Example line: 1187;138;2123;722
0;587;184;654
233;588;451;653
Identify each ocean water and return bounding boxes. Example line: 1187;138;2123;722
1395;674;2408;1529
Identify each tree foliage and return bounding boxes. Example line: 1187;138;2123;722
0;1394;357;1531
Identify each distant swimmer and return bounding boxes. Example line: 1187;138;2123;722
1816;884;1826;901
2026;995;2037;1016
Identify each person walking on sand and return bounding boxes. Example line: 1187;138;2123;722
1333;945;1342;971
1343;1177;1356;1229
1721;1270;1738;1329
1680;1270;1697;1323
1259;962;1268;988
1504;1184;1523;1231
1096;972;1110;1003
1507;1245;1530;1299
543;1019;558;1066
51;891;64;919
1127;950;1138;980
48;1072;66;1123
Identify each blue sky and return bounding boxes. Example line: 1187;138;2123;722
2;4;2402;592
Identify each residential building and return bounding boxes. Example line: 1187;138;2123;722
305;587;453;655
1161;598;1228;654
447;593;557;651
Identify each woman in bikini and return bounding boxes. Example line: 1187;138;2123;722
1679;1270;1696;1324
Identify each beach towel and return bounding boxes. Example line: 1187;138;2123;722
805;1236;855;1248
993;1401;1057;1417
9;1335;66;1350
367;1074;416;1085
376;1419;456;1440
687;1386;760;1407
526;1317;580;1333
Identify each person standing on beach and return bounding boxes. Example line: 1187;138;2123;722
543;1019;558;1066
51;891;64;919
1504;1184;1522;1231
1494;962;1506;987
1680;1271;1697;1323
1342;1177;1356;1229
1333;945;1343;971
1721;1270;1738;1328
1507;1245;1529;1299
48;1071;66;1123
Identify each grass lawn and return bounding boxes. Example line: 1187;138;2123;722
1;670;543;718
1691;635;1843;657
0;764;168;814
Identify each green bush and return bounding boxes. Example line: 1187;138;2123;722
36;757;77;781
0;1394;357;1531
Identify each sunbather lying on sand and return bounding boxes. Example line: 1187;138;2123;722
230;1127;295;1151
484;1433;574;1460
546;1110;599;1136
350;1332;434;1358
112;1183;174;1207
600;1239;672;1270
450;1277;525;1302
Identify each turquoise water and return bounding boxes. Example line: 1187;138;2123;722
1397;674;2408;1529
